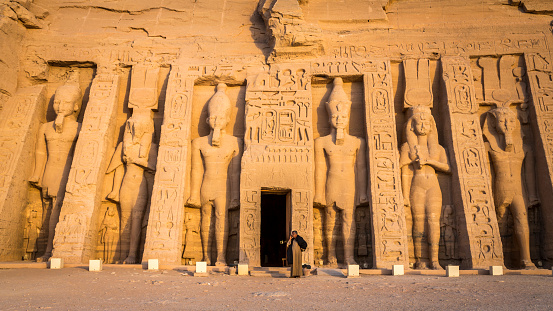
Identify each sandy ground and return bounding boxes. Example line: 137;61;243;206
1;267;552;310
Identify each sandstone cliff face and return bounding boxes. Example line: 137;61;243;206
0;0;552;271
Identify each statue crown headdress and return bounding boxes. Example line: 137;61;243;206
208;83;232;118
326;77;351;114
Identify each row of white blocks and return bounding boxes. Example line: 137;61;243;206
47;259;507;277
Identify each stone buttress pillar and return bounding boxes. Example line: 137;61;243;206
52;73;120;263
363;60;410;269
525;53;553;262
441;56;503;269
0;86;46;260
142;66;195;265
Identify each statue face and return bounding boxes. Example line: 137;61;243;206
413;115;432;136
494;112;517;136
207;114;229;130
330;103;350;130
53;90;79;117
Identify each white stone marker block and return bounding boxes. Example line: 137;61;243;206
446;265;459;277
148;259;159;271
89;260;102;272
237;264;249;276
347;265;359;277
49;258;64;269
489;266;503;276
196;261;207;273
392;265;404;276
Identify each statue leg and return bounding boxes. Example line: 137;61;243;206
342;206;357;265
119;166;141;262
200;202;213;265
214;196;229;266
124;175;149;264
325;205;337;265
38;195;62;262
426;185;443;270
36;190;53;262
511;195;536;269
411;188;426;269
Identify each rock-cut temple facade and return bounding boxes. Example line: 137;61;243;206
2;0;553;271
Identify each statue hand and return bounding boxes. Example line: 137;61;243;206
28;174;41;187
529;196;540;208
229;199;240;210
107;190;120;203
313;195;325;208
358;195;369;206
186;196;201;209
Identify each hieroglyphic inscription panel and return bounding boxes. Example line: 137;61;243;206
241;64;314;266
525;53;553;259
363;60;409;268
141;66;194;265
0;86;46;260
52;73;120;263
441;56;503;268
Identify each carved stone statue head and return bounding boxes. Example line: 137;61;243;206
405;106;440;156
125;110;155;142
206;83;232;147
53;72;82;133
326;77;351;144
486;107;519;151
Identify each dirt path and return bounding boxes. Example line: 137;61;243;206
1;267;552;310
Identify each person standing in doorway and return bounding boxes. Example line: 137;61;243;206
286;231;307;278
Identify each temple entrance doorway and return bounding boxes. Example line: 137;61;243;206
260;190;290;267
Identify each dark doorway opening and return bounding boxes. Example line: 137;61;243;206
260;192;289;267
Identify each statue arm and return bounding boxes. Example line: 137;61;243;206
313;138;326;207
230;138;243;210
356;138;368;206
428;147;451;173
399;143;413;207
524;145;540;206
29;124;47;186
106;142;124;202
186;139;203;208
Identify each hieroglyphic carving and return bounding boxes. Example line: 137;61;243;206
141;66;194;265
0;86;46;261
241;64;314;266
441;56;503;268
364;60;409;268
52;73;120;263
525;52;553;260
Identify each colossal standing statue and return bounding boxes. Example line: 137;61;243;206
106;109;157;264
483;106;539;269
29;73;82;262
314;77;368;266
187;83;242;266
399;106;450;269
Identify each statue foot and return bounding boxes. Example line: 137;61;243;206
345;258;358;266
327;257;338;266
36;253;51;263
202;256;211;266
215;261;227;267
415;261;427;269
522;260;537;270
430;261;443;270
123;256;137;264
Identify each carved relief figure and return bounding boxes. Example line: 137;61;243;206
98;205;119;263
314;77;368;266
483;106;539;269
440;205;456;259
23;206;42;260
186;83;242;266
400;106;450;269
29;73;82;262
106;110;157;264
